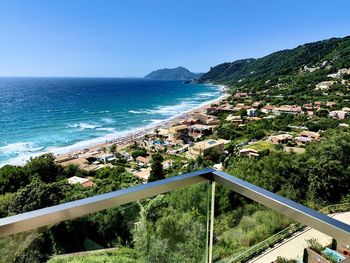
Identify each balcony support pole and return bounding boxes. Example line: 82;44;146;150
208;180;216;263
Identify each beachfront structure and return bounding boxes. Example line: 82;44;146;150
55;154;78;163
95;153;116;163
158;124;188;142
192;112;220;125
188;124;213;138
206;104;234;114
168;125;188;142
189;139;229;158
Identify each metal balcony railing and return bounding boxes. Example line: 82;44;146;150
0;168;349;262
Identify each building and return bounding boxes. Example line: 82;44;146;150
252;101;261;108
299;131;321;141
261;105;275;114
192;113;220;125
159;124;188;142
315;81;334;90
326;101;337;108
239;148;259;158
273;105;302;115
247;117;261;122
307;111;314;117
206;104;235;114
55;154;78;163
303;103;313;110
135;156;151;166
295;131;320;145
182;117;198;126
134;168;151;181
226;115;243;124
327;68;350;78
314;101;322;107
189;139;230;158
246;108;257;117
161;160;173;169
188;124;213;138
67;176;95;187
95;153;116;163
330;110;348;120
268;134;293;144
233;92;248;100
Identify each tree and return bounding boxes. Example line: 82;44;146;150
0;165;28;194
24;154;63;183
131;148;147;159
148;154;164;182
109;144;118;155
64;164;85;178
9;181;68;214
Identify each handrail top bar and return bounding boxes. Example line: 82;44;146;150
0;168;349;244
0;168;214;226
0;168;213;236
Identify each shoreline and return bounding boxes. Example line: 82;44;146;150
54;85;228;159
1;84;228;166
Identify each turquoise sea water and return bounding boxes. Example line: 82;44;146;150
0;77;222;166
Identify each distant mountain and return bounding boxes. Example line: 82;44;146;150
145;66;202;80
198;36;350;89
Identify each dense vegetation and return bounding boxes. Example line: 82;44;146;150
199;36;350;93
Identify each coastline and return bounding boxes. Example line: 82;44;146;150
1;84;228;166
54;85;228;160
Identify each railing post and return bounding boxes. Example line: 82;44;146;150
205;181;210;263
208;181;216;263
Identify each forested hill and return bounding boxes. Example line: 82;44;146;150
199;36;350;88
144;66;202;80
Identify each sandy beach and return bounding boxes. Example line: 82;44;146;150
54;86;228;161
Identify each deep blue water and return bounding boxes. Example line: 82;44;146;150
0;77;221;165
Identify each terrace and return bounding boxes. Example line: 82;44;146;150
0;168;349;262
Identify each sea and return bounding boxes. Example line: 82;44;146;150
0;77;223;166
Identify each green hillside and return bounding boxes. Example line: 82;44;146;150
199;36;350;91
144;66;202;80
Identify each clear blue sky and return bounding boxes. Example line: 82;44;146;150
0;0;349;77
